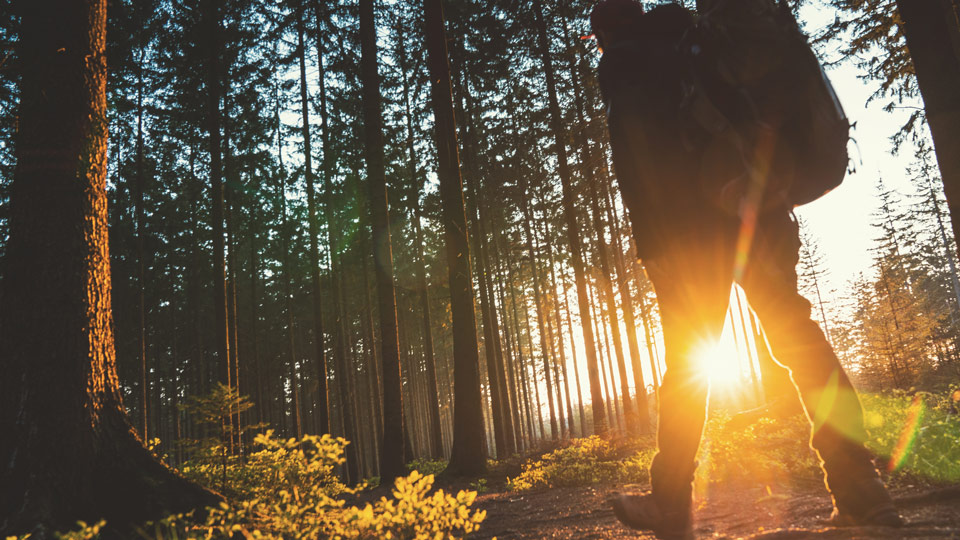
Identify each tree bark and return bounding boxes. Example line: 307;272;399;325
413;206;445;458
275;85;302;439
504;249;537;443
601;175;651;432
247;206;263;430
897;0;960;259
425;0;488;476
359;0;406;483
490;225;526;451
202;0;230;396
134;46;149;443
0;1;219;534
453;64;517;456
562;272;589;434
564;26;638;432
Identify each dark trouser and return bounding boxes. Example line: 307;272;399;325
644;207;876;509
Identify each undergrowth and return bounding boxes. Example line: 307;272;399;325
861;387;960;483
407;457;448;477
698;411;821;487
7;387;486;540
509;388;960;492
11;388;958;538
507;436;655;490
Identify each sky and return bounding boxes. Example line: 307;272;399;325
794;5;926;298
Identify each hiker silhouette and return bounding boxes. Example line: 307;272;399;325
592;1;903;538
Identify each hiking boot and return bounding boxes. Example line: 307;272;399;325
607;491;694;540
826;476;904;528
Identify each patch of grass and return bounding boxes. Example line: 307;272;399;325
698;388;960;487
861;388;960;484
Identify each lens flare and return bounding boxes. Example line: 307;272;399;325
887;395;925;473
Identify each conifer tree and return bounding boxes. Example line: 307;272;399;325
0;1;218;533
359;0;405;483
427;0;488;475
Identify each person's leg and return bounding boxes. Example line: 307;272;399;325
647;253;731;509
610;233;733;538
739;210;901;526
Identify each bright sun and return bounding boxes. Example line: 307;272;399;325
694;341;743;390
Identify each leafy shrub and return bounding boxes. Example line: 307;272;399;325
406;457;447;477
180;430;349;504
4;520;106;540
17;385;487;540
147;470;484;539
506;389;960;497
507;436;654;491
170;429;485;539
699;389;960;487
29;434;485;540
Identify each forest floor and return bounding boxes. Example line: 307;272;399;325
466;477;960;539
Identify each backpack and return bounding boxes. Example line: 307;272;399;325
679;0;850;211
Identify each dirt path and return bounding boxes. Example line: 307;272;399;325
471;481;960;539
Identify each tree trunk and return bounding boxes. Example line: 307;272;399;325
0;1;219;534
413;206;445;458
296;0;331;436
749;310;802;413
425;0;488;476
311;0;361;476
544;222;579;438
506;257;537;443
394;18;445;458
601;176;651;432
248;207;263;430
520;189;559;440
275;86;302;439
637;282;661;390
734;290;762;404
134;47;149;443
897;0;960;259
531;0;606;435
360;229;384;458
562;273;589;435
225;176;242;453
468;190;509;456
455;66;517;456
490;225;526;451
564;28;638;431
202;0;231;398
592;284;620;430
359;0;406;483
